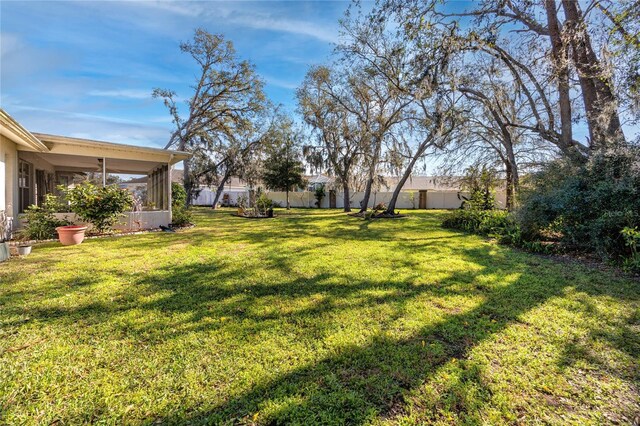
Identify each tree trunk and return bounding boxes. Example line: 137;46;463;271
182;157;193;208
342;181;351;212
286;187;290;210
504;140;519;211
386;146;430;214
505;163;514;211
561;0;625;150
359;139;383;213
360;176;373;213
545;0;574;153
211;174;231;209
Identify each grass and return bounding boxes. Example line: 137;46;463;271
1;208;638;425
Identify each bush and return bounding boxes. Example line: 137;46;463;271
256;193;273;213
171;182;193;227
314;185;325;208
443;209;515;237
517;147;640;260
63;182;133;233
20;194;70;240
621;227;640;271
460;165;498;210
172;182;188;207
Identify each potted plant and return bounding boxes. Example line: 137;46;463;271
61;181;133;235
17;241;32;256
56;225;89;246
0;210;9;262
13;228;33;256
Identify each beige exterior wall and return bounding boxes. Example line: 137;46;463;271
0;134;19;221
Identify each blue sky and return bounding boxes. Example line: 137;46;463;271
1;1;636;155
1;1;351;149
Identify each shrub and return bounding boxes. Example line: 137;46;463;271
63;182;133;233
172;182;188;207
460;165;498;210
256;193;273;216
314;185;326;208
621;227;640;271
171;182;193;227
237;194;249;209
517;147;640;260
442;209;519;242
20;194;70;240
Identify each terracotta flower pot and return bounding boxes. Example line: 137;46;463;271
56;225;88;246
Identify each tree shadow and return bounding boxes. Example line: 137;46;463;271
3;209;639;424
132;246;638;424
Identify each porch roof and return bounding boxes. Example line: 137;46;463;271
19;133;190;174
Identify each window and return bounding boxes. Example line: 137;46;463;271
18;160;32;213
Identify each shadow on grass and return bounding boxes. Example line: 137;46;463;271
131;246;584;424
2;209;639;423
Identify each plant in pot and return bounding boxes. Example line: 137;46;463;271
61;181;133;241
19;195;71;250
16;234;33;256
0;210;10;262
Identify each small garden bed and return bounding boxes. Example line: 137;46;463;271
348;203;407;219
233;213;276;219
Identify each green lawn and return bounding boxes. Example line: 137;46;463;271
1;208;638;425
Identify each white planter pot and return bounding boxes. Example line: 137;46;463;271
0;242;9;262
17;245;32;256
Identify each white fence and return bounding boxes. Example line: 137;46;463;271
192;189;245;206
194;188;507;210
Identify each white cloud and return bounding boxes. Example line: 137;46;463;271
88;89;152;100
120;1;339;44
0;32;22;60
230;14;339;44
263;75;300;90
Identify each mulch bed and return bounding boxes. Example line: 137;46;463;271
348;211;407;219
231;214;276;219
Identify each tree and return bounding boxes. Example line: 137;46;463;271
380;0;634;156
154;28;267;206
298;66;364;212
336;18;416;213
339;8;466;214
261;122;306;210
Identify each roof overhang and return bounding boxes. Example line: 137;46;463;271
30;133;190;166
0;109;49;152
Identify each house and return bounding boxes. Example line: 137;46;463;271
0;108;190;234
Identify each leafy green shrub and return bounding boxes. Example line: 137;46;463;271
443;209;518;240
171;182;193;227
256;193;273;216
621;227;640;271
63;182;133;233
460;165;498;210
314;185;325;208
517;147;640;260
20;194;70;240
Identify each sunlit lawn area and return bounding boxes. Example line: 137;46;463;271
1;208;638;425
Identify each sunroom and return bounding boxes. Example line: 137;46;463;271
1;109;190;233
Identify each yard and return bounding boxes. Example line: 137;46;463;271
1;208;638;425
